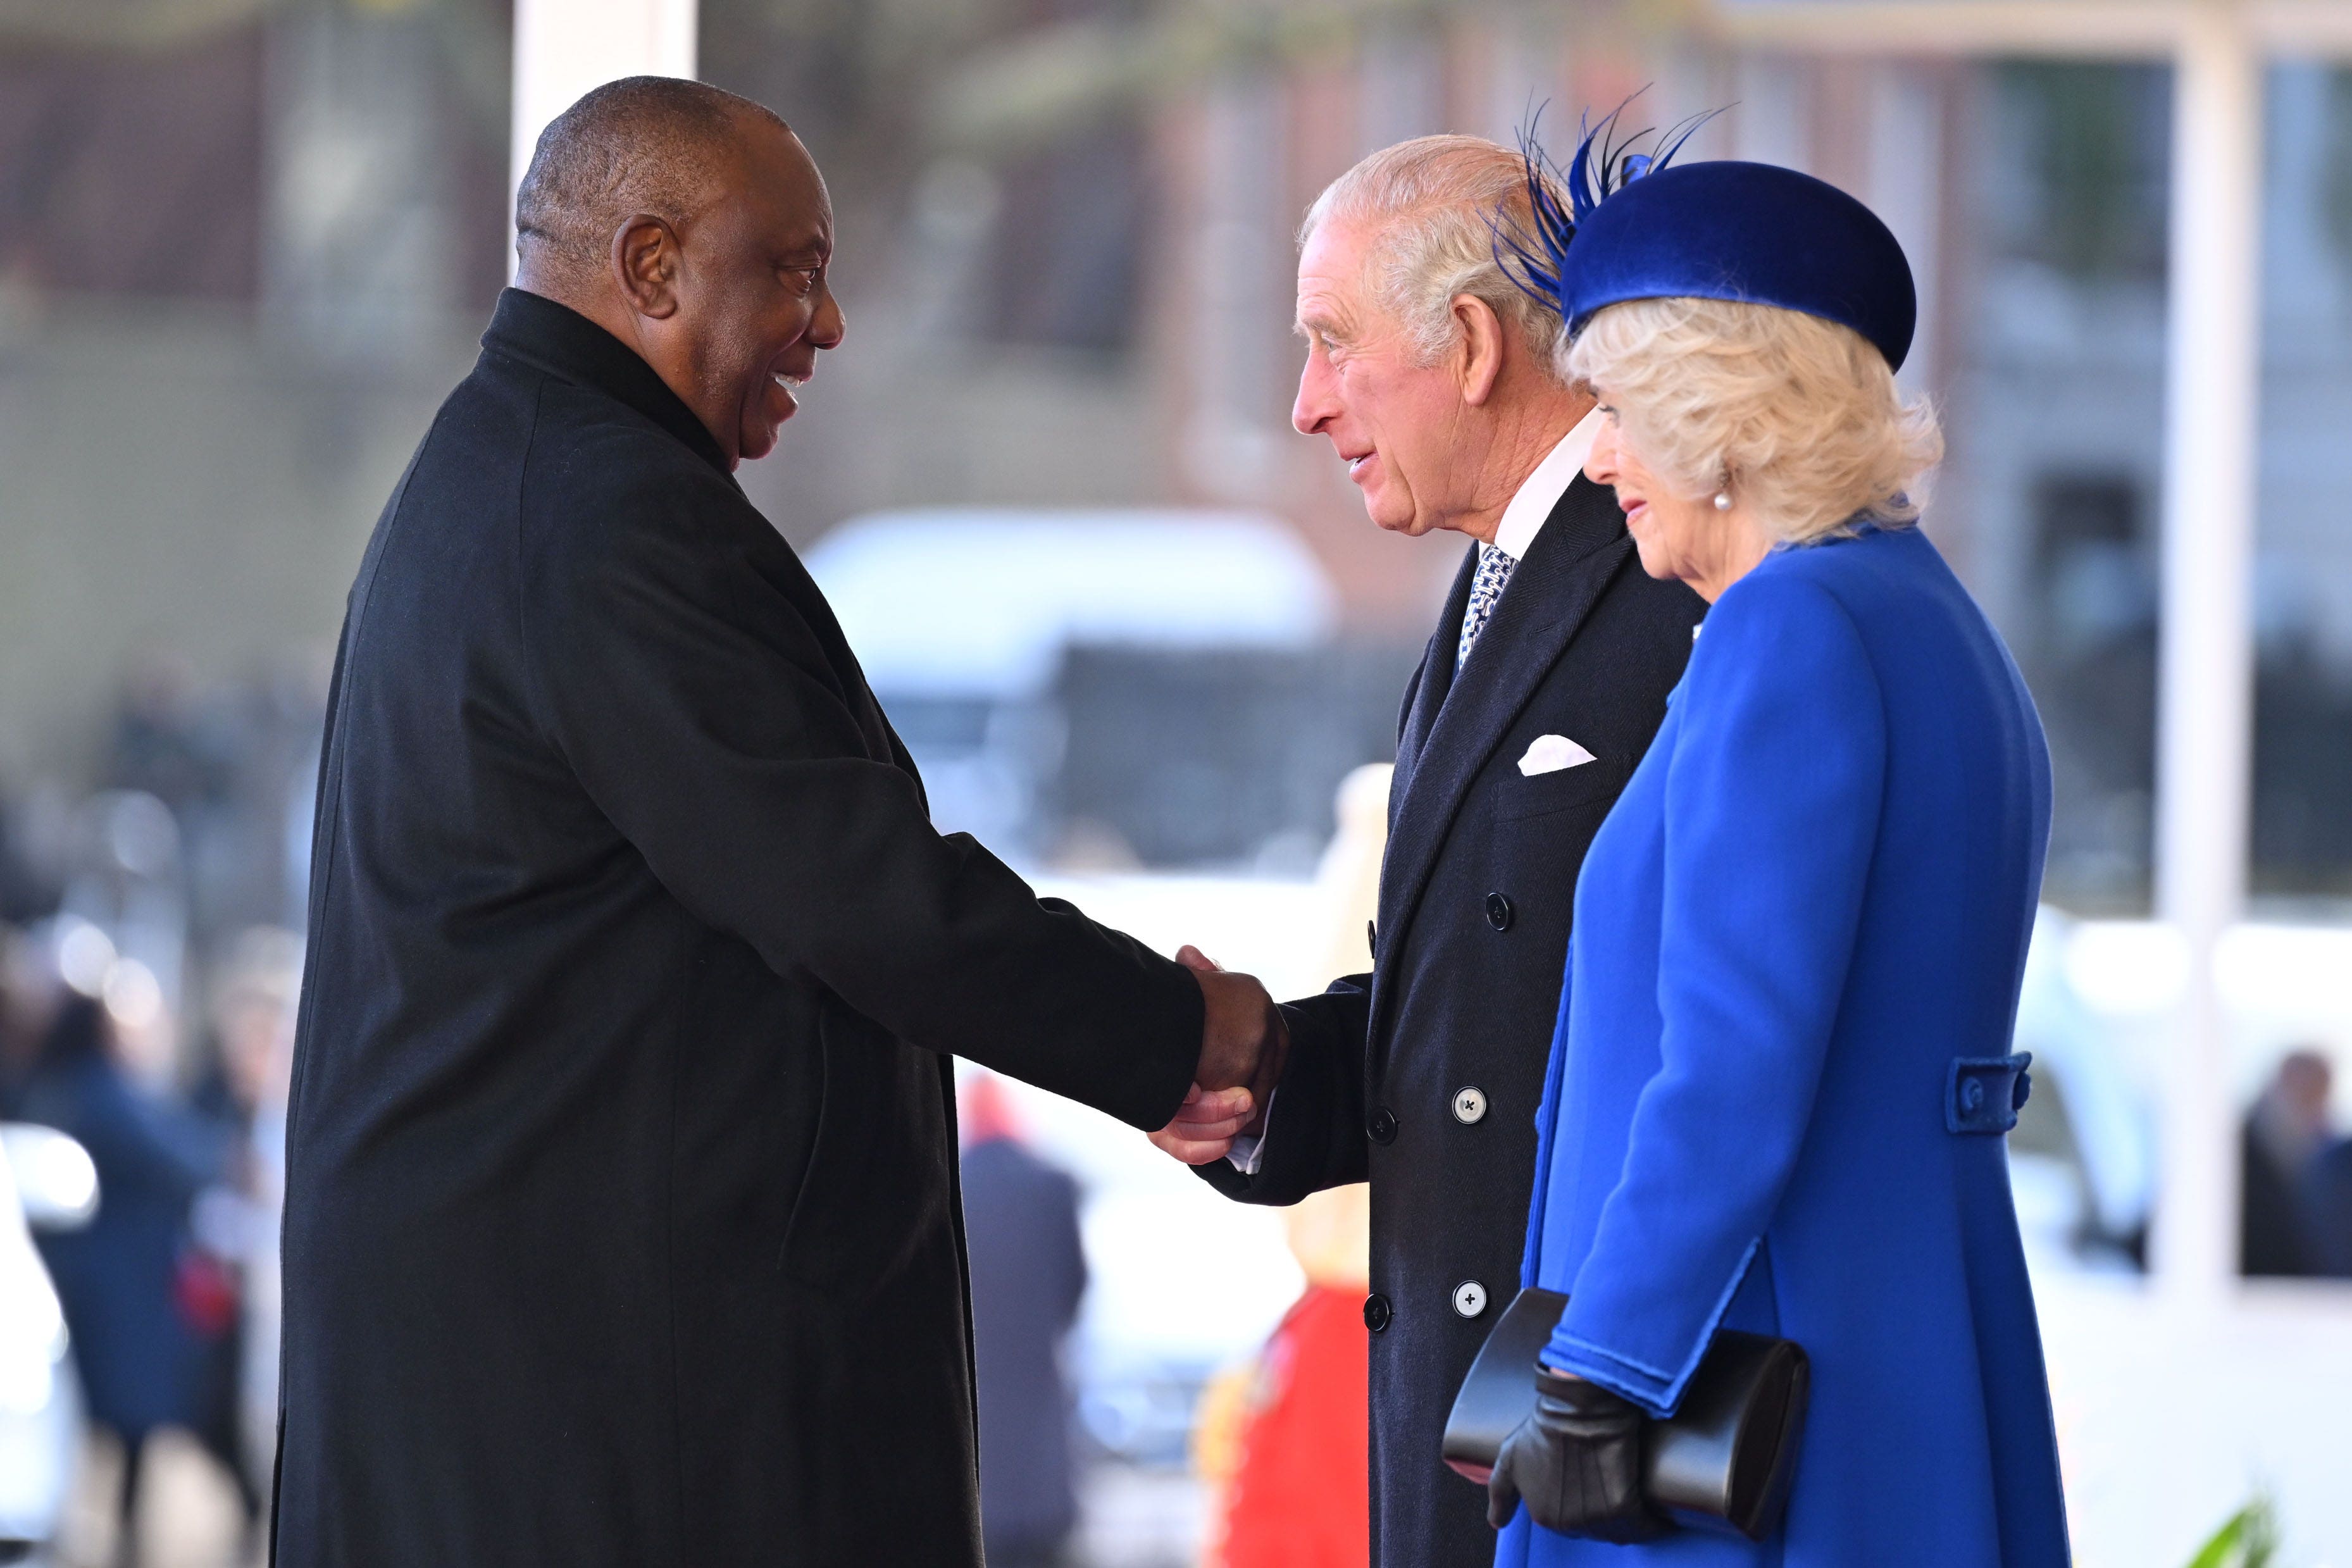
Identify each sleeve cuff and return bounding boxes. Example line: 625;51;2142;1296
1540;1236;1761;1419
1223;1086;1279;1176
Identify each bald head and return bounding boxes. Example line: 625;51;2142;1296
516;76;788;283
510;77;843;471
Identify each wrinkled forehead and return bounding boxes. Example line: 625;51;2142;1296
1295;215;1378;334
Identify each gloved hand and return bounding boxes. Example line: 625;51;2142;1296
1486;1364;1669;1543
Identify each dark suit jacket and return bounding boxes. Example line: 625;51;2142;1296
1198;476;1703;1568
275;289;1204;1568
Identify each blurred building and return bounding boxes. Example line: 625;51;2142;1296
4;1;2352;902
0;1;507;782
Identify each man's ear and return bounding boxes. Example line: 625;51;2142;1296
611;215;682;320
1454;294;1507;408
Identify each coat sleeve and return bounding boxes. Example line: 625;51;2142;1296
1192;978;1372;1205
1543;570;1885;1415
519;459;1202;1133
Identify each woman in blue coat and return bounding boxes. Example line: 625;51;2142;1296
1483;148;2070;1566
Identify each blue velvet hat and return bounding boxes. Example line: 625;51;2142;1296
1501;113;1917;371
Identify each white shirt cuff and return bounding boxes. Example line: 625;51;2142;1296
1224;1087;1279;1176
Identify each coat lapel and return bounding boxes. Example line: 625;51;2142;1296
1372;476;1633;1044
1390;545;1480;813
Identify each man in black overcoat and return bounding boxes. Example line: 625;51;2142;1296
273;79;1283;1567
1151;136;1705;1568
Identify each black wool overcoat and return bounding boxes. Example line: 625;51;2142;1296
274;289;1204;1568
1198;478;1705;1568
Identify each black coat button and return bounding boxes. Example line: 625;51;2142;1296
1369;1107;1398;1144
1364;1293;1392;1333
1367;918;1377;958
1485;892;1514;931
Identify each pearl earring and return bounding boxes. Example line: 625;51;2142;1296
1713;490;1733;512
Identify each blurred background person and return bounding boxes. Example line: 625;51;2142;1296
2305;1181;2352;1280
2307;1139;2352;1278
2239;1047;2332;1276
1197;1181;1371;1568
15;984;229;1568
0;923;65;1110
962;1071;1090;1568
185;927;304;1534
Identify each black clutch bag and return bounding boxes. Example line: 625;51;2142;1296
1441;1286;1809;1541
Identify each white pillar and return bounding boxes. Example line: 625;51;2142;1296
2150;0;2261;1311
508;0;699;268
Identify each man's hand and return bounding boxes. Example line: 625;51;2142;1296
1150;947;1287;1167
1149;1083;1259;1164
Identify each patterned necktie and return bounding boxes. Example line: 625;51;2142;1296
1455;544;1519;672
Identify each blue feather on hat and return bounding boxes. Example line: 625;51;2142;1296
1494;97;1920;371
1493;97;1719;317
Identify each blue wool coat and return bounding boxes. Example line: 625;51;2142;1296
1498;525;2070;1568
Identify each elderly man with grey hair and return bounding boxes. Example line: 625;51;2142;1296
1150;135;1706;1568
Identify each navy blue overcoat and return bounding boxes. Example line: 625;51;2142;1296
1500;524;2071;1567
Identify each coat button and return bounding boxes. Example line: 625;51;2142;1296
1452;1280;1489;1318
1369;1107;1398;1144
1485;892;1514;931
1452;1086;1488;1125
1364;1293;1393;1333
1367;918;1377;958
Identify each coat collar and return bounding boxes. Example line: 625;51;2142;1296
478;288;734;478
1374;473;1634;1042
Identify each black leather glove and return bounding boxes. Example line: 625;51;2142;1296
1486;1364;1669;1543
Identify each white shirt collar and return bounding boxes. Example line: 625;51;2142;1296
1487;405;1603;564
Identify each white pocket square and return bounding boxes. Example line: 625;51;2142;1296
1517;734;1596;777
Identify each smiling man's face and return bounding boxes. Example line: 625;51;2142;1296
1290;217;1476;536
663;121;845;468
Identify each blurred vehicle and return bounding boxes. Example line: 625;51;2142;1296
995;873;1335;1469
0;1123;99;1563
806;508;1393;868
2008;911;2352;1274
2008;907;2160;1267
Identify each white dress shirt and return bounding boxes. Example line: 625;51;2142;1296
1224;405;1605;1175
1488;404;1603;566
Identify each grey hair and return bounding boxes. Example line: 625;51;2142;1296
1300;134;1568;380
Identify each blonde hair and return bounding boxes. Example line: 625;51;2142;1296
1564;296;1943;544
1302;134;1568;380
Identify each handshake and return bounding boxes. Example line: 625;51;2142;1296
1162;945;1289;1167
